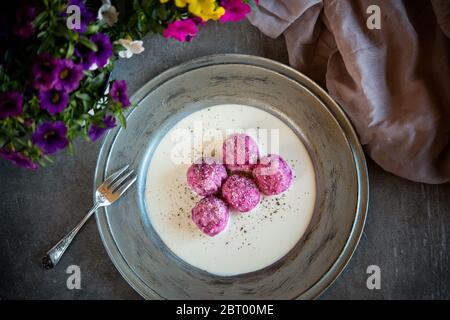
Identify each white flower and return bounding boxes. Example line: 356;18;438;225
88;59;110;71
115;39;145;59
89;63;98;71
97;0;119;27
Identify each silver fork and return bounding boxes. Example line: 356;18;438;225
42;165;136;269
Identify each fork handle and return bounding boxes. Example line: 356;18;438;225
42;202;101;269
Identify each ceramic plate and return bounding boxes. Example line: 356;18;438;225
94;54;369;299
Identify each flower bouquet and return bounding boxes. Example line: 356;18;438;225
0;0;257;169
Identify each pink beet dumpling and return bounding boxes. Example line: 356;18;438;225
222;133;259;173
221;174;260;212
253;154;293;195
192;196;229;236
187;158;227;196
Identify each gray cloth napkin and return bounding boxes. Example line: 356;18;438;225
249;0;450;183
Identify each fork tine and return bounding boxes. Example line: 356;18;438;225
103;165;129;188
114;175;137;197
110;169;134;192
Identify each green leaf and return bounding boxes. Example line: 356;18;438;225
75;92;91;101
43;155;54;163
79;38;98;52
90;72;107;91
37;31;47;39
70;31;79;41
34;11;49;27
66;42;74;58
137;11;147;32
67;142;74;155
142;0;156;10
55;24;71;38
85;24;100;34
37;158;47;167
157;5;169;20
133;0;142;11
113;43;126;53
117;111;126;129
0;134;6;149
74;119;86;126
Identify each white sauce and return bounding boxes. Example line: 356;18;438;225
145;104;316;276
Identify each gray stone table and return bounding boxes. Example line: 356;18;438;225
0;21;449;300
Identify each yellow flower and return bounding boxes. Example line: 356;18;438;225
174;0;191;7
188;0;225;21
159;0;225;21
160;0;190;7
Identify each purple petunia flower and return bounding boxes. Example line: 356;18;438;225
88;33;112;69
103;115;116;128
39;88;69;115
219;0;251;23
54;59;84;92
67;0;95;33
32;121;69;154
31;53;63;91
0;91;23;120
13;2;37;38
74;42;97;70
0;148;38;170
109;80;130;108
75;33;112;70
88;115;117;142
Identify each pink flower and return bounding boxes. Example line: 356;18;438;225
219;0;251;23
163;19;198;42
